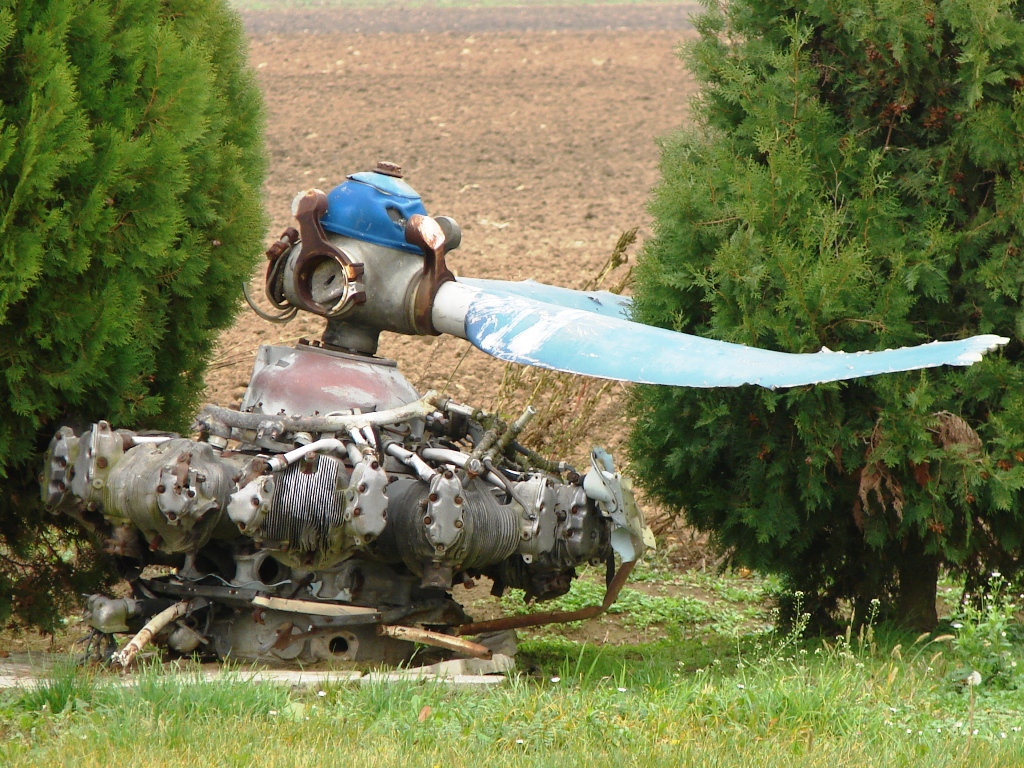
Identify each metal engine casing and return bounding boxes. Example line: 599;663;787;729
241;344;421;417
42;166;653;669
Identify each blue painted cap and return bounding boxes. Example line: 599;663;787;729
320;172;427;254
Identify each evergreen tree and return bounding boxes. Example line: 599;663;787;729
0;0;265;629
629;0;1024;629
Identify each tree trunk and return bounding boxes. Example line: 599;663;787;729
896;537;939;631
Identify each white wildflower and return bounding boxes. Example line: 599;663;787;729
967;671;983;687
550;676;561;683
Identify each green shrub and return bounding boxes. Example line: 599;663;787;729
0;0;266;629
629;0;1024;629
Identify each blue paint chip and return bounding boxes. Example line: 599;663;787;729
321;172;428;254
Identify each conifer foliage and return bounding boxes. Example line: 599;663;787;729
630;0;1024;628
0;0;265;629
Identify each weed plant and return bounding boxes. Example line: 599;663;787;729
491;229;637;464
947;573;1024;690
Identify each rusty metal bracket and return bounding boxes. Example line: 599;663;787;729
234;457;270;490
379;624;492;659
265;227;298;264
455;559;636;636
292;189;366;316
264;227;299;311
405;214;455;335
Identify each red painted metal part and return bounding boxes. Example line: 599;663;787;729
239;344;420;417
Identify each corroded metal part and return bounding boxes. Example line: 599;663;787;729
69;421;126;509
405;213;455;335
112;600;190;669
238;344;421;418
456;560;636;636
286;189;365;317
515;474;559;565
378;624;492;659
84;595;141;634
424;470;465;553
105;439;240;553
42;426;78;508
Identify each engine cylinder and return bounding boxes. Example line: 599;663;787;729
258;454;349;568
375;477;520;586
104;439;236;553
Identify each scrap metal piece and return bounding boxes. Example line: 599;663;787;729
583;448;655;563
68;421;126;509
195;390;439;438
112;600;190;669
104;439;237;553
424;470;465;553
251;595;380;619
456;559;636;636
41;426;79;508
378;624;492;659
516;474;559;565
344;453;389;545
84;595;141;634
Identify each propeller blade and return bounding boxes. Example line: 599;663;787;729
457;277;632;320
431;283;1008;389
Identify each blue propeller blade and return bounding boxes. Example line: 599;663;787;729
460;290;1008;389
458;277;632;320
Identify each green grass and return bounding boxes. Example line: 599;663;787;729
500;576;756;636
5;565;1023;766
4;632;1024;767
499;557;774;638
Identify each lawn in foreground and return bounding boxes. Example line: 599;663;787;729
3;625;1023;768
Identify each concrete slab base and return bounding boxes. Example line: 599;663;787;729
0;653;511;689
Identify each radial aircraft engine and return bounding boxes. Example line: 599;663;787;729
42;162;1008;667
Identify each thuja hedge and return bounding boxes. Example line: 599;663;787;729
0;0;265;629
630;0;1024;629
